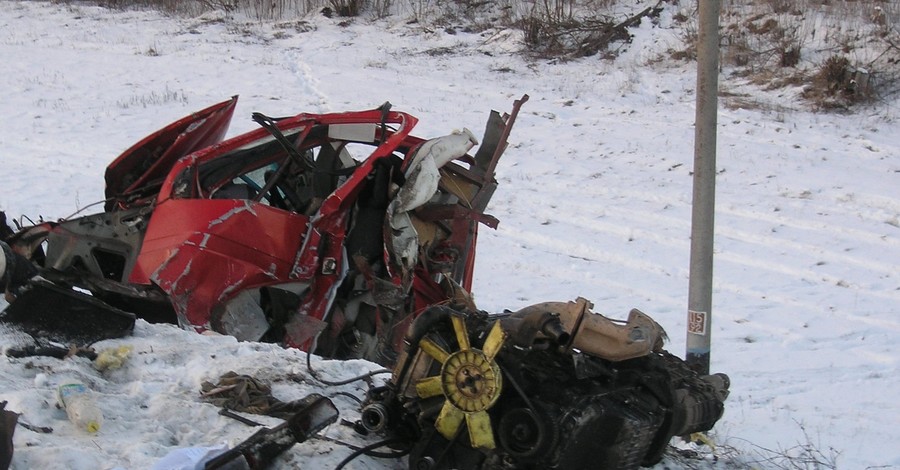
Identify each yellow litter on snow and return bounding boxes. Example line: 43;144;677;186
94;345;133;371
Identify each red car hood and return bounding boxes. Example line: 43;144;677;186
104;96;238;210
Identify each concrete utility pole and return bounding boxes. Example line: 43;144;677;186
686;0;721;375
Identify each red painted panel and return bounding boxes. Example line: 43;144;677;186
131;199;308;330
105;97;238;209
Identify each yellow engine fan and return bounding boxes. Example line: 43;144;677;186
413;314;508;449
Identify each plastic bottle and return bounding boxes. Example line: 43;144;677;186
57;382;103;433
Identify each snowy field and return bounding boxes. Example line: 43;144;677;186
0;1;898;468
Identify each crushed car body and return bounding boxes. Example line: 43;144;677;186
0;95;729;469
3;95;526;364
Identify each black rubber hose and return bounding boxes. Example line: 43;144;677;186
334;437;409;470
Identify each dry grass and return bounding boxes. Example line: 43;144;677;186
666;0;900;110
70;0;900;110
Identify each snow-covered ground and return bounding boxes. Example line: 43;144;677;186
0;1;898;468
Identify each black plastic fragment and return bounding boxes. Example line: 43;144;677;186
0;280;135;346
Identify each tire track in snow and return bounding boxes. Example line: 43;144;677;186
713;273;879;316
474;229;687;315
496;189;689;261
720;201;900;249
496;225;681;279
547;186;899;276
716;204;900;295
498;184;693;238
489;194;689;311
843;313;900;333
530;183;900;291
497;183;900;322
715;219;898;276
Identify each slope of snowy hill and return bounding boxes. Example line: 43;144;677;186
0;1;898;469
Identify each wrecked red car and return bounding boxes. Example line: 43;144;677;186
1;96;729;469
3;95;526;363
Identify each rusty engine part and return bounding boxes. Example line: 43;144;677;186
359;299;729;470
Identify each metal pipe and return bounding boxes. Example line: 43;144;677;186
687;0;721;375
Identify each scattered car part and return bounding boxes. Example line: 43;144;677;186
360;299;729;470
199;371;334;419
0;280;135;346
203;394;338;470
4;341;97;361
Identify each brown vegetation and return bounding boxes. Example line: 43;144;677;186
75;0;900;110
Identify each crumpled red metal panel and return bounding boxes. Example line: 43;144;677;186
134;199;308;330
104;97;238;210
